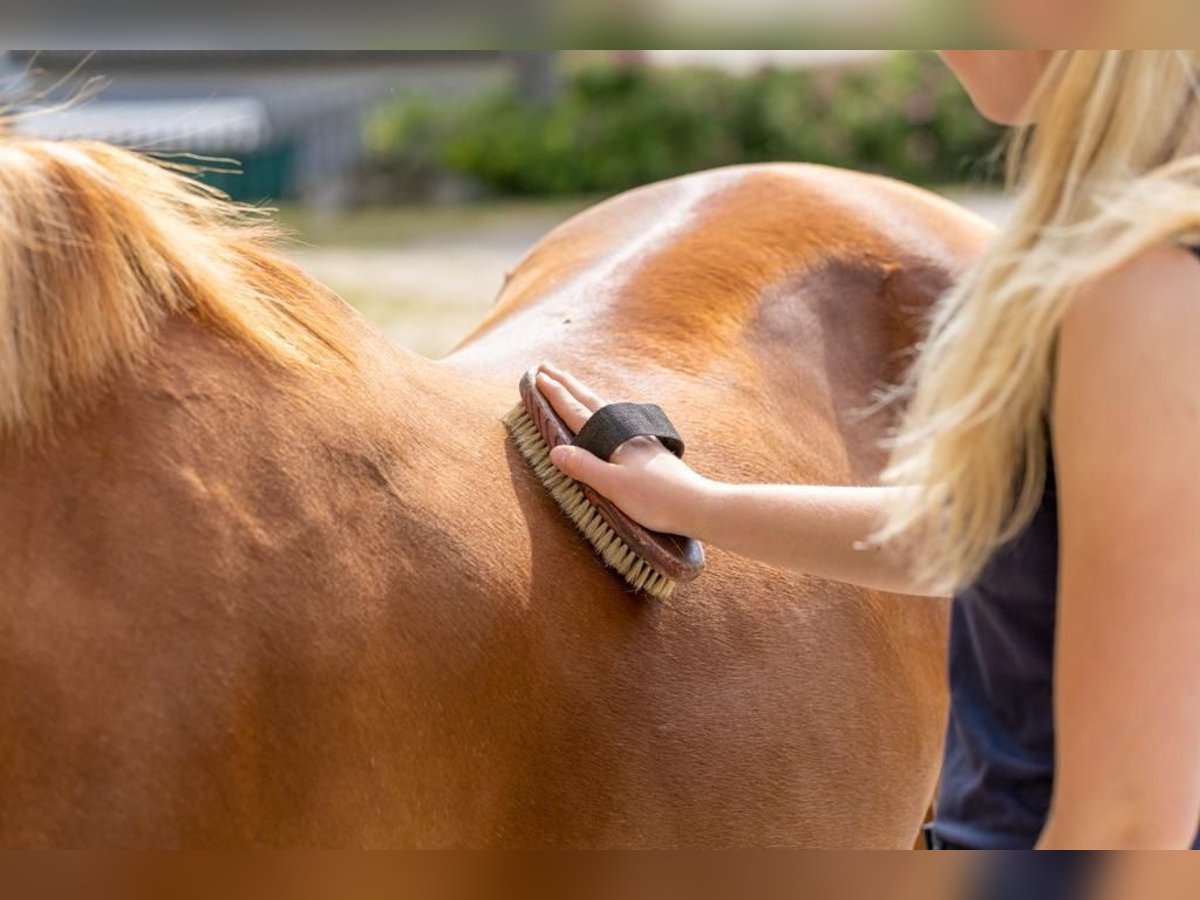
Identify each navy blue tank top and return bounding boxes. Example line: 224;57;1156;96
931;242;1200;850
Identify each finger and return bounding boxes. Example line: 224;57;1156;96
538;363;607;412
536;371;593;433
549;444;616;494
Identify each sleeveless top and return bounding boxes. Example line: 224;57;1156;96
930;241;1200;850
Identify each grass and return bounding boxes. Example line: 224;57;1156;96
271;198;595;250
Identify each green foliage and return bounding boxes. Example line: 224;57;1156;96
367;52;1005;198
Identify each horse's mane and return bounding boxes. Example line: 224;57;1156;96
0;134;351;451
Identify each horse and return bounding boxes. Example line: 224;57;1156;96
0;136;992;847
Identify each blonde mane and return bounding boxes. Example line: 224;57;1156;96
0;135;351;451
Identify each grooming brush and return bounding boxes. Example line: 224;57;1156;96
503;366;705;599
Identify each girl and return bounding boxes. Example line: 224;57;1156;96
534;50;1200;850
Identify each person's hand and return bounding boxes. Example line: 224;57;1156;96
535;362;714;537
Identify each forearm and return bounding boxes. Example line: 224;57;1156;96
688;479;946;597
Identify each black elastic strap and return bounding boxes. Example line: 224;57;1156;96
571;402;685;462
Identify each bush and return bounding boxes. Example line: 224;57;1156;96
366;52;1005;199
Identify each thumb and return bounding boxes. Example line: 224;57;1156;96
549;444;613;491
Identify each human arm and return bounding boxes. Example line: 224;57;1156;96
534;363;944;598
1036;242;1200;849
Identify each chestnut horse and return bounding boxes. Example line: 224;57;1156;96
0;137;991;848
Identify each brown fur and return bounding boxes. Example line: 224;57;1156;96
0;139;992;847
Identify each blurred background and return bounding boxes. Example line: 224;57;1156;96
1;50;1010;358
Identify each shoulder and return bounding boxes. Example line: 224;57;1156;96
1062;240;1200;336
1053;239;1200;489
1053;238;1200;468
1058;240;1200;384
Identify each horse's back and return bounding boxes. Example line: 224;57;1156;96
0;163;991;847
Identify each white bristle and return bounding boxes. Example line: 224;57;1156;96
503;404;676;599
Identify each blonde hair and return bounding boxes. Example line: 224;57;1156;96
876;50;1200;593
0;134;350;451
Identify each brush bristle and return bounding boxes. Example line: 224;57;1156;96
503;403;676;599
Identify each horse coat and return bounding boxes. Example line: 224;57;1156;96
0;144;991;847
